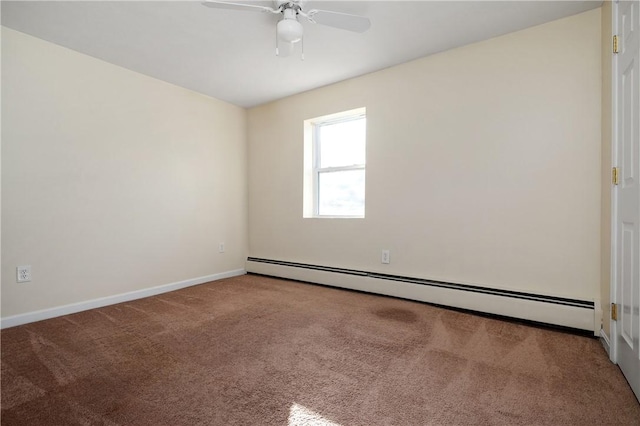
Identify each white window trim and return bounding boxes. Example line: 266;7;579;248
303;107;366;219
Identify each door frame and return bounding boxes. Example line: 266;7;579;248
609;0;619;364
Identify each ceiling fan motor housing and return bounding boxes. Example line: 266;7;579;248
275;0;306;11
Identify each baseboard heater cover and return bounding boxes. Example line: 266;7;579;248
246;257;596;333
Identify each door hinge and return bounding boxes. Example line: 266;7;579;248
613;35;619;53
611;303;618;321
613;167;619;185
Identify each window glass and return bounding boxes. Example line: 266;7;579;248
317;169;365;216
319;118;366;168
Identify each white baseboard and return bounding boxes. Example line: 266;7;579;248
0;269;246;329
247;259;596;333
600;328;611;357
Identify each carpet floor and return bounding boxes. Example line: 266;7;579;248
1;274;639;425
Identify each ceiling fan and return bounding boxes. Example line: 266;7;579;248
201;0;371;58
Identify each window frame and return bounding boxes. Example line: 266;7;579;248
311;111;366;218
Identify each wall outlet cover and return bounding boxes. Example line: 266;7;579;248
17;265;32;283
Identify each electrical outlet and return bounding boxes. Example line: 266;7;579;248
381;250;390;264
17;265;31;283
219;243;225;253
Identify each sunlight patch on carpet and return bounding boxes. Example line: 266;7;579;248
288;403;341;426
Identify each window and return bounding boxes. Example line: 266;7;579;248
303;108;366;218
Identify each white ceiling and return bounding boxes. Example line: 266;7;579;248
2;1;601;108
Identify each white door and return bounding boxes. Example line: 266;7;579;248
615;0;640;402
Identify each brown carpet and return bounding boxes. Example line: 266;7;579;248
1;274;639;425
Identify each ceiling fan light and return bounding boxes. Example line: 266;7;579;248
277;18;303;43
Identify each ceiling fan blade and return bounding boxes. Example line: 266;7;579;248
201;1;277;13
305;9;371;33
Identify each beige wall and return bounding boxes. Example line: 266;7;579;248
1;28;248;318
248;10;602;301
601;1;613;337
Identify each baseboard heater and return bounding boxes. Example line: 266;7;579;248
246;257;596;334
